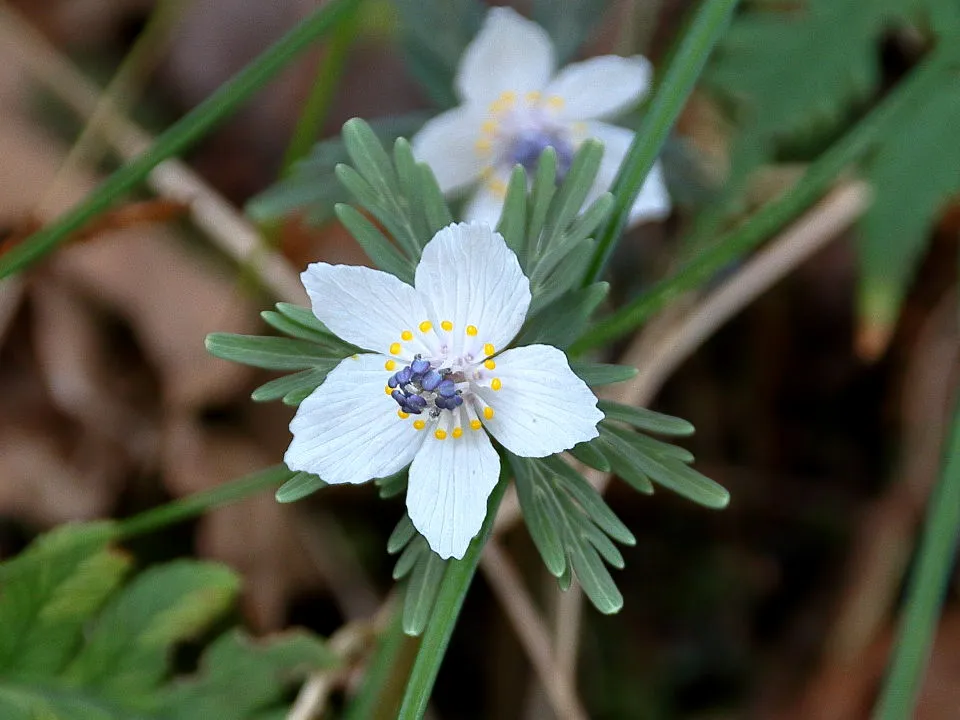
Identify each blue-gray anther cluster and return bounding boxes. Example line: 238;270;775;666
510;129;573;182
388;355;464;416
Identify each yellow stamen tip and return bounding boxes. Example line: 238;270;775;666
466;325;478;336
484;359;496;370
483;343;495;356
441;320;453;331
490;378;502;391
480;119;497;134
474;138;492;154
398;410;409;419
413;419;426;431
401;330;413;341
389;342;402;355
483;407;495;420
419;320;432;332
470;419;483;431
385;359;397;371
525;90;541;104
452;427;463;439
547;95;565;109
434;429;447;440
385;385;393;395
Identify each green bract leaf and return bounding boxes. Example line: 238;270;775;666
376;470;409;499
334;203;415;283
509;454;632;613
497;165;530;266
251;367;329;403
403;552;446;636
571;362;638;387
598;400;696;436
246;112;429;225
205;334;342;371
600;424;729;509
568;439;611;473
516;282;608;349
0;527;333;719
387;515;417;555
275;471;327;503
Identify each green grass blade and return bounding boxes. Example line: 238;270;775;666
583;0;740;284
873;397;960;719
0;0;361;279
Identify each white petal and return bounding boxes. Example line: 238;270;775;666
411;106;489;194
477;344;603;457
546;55;652;121
406;425;500;559
456;7;554;105
462;170;510;228
301;263;431;356
586;121;672;224
415;222;530;356
285;354;425;484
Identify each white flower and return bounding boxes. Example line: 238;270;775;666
285;222;603;560
412;6;671;229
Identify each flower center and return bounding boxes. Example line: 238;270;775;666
509;128;574;181
388;357;464;416
475;91;575;185
382;321;502;439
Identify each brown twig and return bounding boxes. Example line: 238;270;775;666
480;539;590;720
0;4;305;303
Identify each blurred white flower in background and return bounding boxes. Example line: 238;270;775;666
412;6;671;228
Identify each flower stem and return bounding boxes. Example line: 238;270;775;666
115;465;292;540
397;474;509;720
0;0;361;279
582;0;740;285
873;395;960;720
571;45;955;355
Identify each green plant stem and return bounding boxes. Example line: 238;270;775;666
570;45;954;354
115;465;292;539
583;0;740;285
280;7;359;174
0;0;361;279
873;396;960;719
397;475;509;720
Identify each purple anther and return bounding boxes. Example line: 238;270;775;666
395;366;413;385
410;357;430;374
434;395;451;411
421;369;443;391
406;395;427;412
390;389;406;406
451;394;464;407
437;379;457;397
387;375;399;389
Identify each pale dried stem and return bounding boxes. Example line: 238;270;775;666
0;4;304;303
35;0;187;218
287;605;390;720
481;539;590;720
